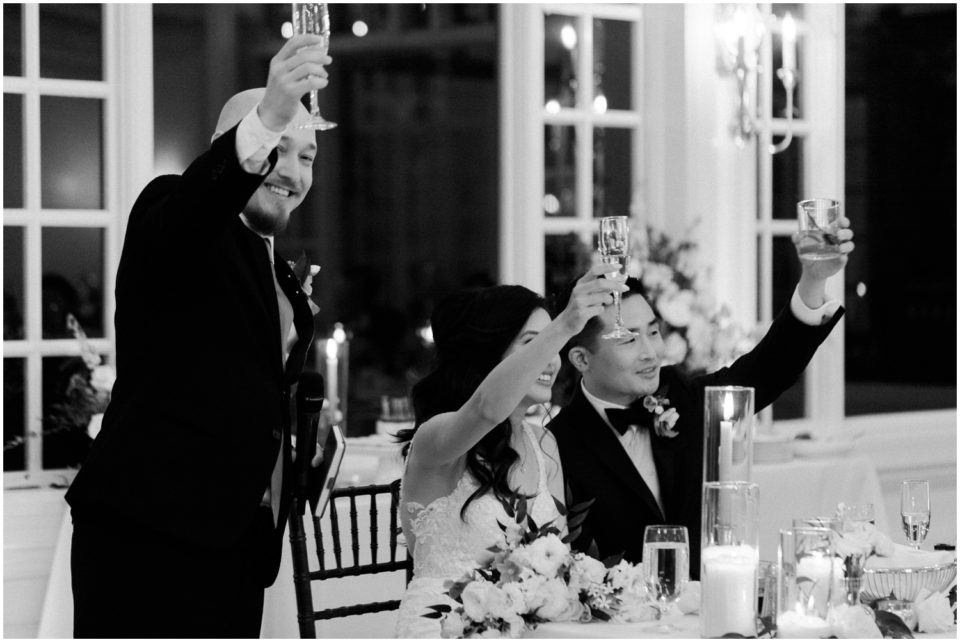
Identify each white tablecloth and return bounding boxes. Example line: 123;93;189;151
37;453;887;638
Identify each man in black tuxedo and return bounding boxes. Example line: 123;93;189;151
66;34;330;638
550;222;854;578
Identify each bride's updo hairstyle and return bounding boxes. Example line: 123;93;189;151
397;285;546;518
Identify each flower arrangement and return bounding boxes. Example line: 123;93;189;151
642;387;680;438
626;224;758;375
54;314;114;440
423;495;659;638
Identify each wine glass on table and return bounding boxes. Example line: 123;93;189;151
292;3;337;130
642;525;690;633
900;479;931;550
597;216;636;340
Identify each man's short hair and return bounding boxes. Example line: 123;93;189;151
552;275;652;358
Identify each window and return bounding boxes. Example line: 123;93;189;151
3;5;152;484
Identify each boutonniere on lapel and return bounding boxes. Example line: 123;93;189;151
287;251;321;316
642;386;679;438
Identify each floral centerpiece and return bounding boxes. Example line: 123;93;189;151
626;224;758;375
423;496;661;638
5;314;116;460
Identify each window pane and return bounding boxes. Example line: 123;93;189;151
4;226;25;341
844;4;956;415
593;127;632;218
4;359;26;471
42;227;105;339
3;4;22;77
593;19;632;111
43;355;96;469
544;14;579;109
545;233;590;299
4;93;24;209
770;236;805;419
544;125;577;217
772;137;804;220
41;96;104;209
39;3;103;81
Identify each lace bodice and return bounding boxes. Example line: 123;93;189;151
395;422;565;637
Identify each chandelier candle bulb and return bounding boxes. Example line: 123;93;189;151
782;13;797;70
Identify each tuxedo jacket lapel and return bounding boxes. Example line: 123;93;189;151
568;388;666;522
272;255;314;384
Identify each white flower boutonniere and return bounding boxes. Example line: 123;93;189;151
642;387;679;438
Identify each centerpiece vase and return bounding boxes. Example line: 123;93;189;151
700;481;760;638
841;553;867;605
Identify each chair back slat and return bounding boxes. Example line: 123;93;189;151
288;479;414;635
329;496;343;568
349;494;360;567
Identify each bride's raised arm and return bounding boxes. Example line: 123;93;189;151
411;263;624;466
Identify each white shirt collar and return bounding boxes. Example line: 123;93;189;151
580;380;630;432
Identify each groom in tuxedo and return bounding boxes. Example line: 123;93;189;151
549;222;854;578
66;34;330;637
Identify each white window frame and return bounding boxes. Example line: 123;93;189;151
500;3;644;291
3;4;153;488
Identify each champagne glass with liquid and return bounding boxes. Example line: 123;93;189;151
598;216;636;340
642;525;690;633
292;3;337;130
900;479;931;550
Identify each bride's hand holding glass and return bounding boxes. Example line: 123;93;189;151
258;33;331;132
556;263;629;336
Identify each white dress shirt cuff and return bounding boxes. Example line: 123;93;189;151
790;286;841;326
235;105;284;176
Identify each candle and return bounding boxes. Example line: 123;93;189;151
777;610;832;639
796;553;835;611
782;13;797;71
700;544;758;637
325;338;338;418
719;393;735;480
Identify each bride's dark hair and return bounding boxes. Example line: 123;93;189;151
396;285;546;518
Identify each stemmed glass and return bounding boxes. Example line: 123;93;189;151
900;479;931;550
597;216;636;340
642;525;689;633
292;3;337;131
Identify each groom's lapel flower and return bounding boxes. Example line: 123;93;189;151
642;386;679;438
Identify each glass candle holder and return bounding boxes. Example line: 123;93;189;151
700;481;760;638
703;386;755;483
777;527;840;639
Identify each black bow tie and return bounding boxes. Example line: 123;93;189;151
605;402;650;435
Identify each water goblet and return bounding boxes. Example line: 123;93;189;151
292;3;337;130
900;479;931;550
597;216;636;340
642;524;689;633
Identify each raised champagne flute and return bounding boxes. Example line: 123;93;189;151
598;216;636;340
900;479;931;550
642;524;690;633
292;3;337;131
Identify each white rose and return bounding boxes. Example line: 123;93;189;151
524;534;569;578
534;577;574;620
461;581;499;623
662;332;688;365
869;530;895;557
568;554;606;592
641;263;675;293
519;574;548;611
676;580;700;614
499;582;528;617
90;364;116;393
657;289;696;328
440;610;466;638
827;603;882;639
914;588;956;633
606;560;645;593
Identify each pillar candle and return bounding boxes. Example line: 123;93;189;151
719;420;734;480
778;610;832;639
700;544;758;637
796;553;835;611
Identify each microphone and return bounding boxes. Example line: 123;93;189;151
295;372;325;512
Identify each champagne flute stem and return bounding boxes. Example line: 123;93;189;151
309;90;320;117
613;291;624;328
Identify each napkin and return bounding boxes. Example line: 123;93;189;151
865;543;955;569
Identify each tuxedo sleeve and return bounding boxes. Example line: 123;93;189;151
694;302;844;411
135;124;278;245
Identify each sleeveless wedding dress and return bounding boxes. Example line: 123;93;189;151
394;422;566;638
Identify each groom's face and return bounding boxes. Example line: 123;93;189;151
571;294;665;406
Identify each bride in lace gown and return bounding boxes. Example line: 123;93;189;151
394;265;625;638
